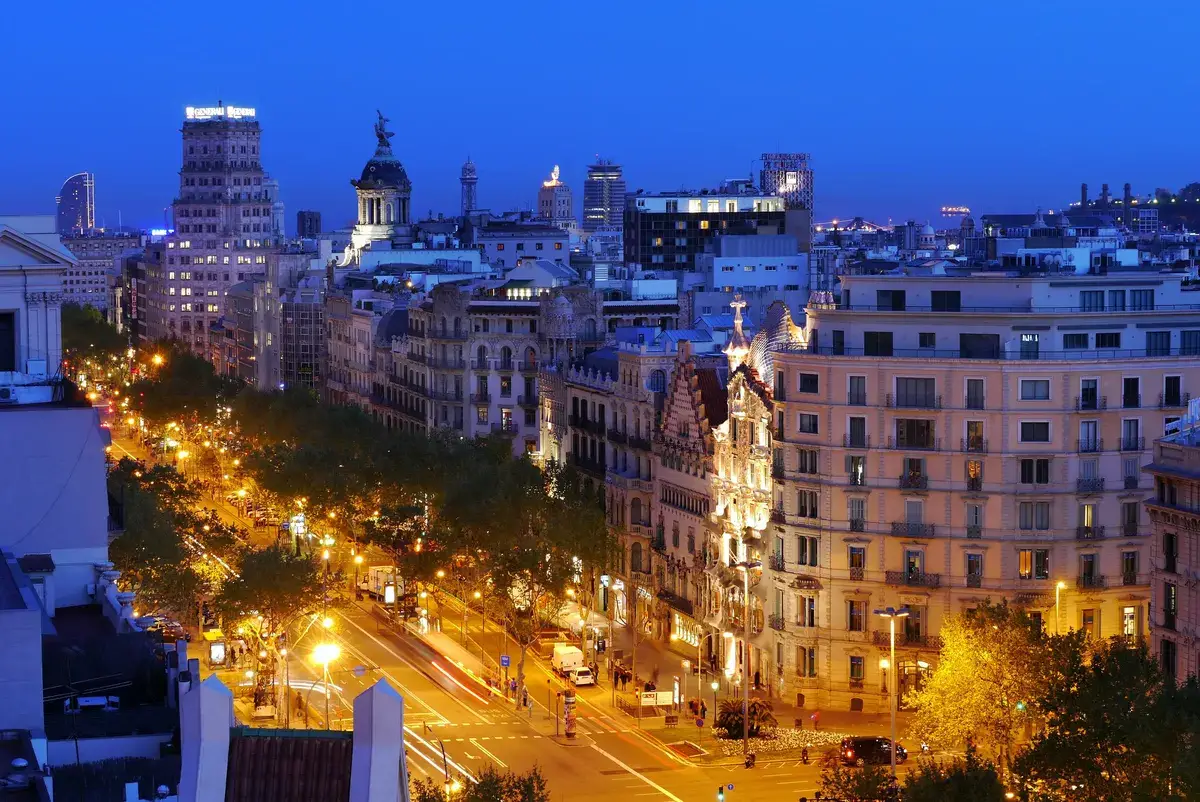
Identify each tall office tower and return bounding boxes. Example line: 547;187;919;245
582;158;625;233
760;152;814;251
147;103;282;352
537;165;576;233
56;172;95;235
296;210;322;238
460;158;478;216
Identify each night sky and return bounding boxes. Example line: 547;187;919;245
4;1;1198;233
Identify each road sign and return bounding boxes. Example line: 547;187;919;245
500;654;510;668
695;717;704;728
727;784;734;791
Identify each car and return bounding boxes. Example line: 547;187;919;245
840;736;906;767
570;667;595;686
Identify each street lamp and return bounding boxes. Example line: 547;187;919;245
733;559;761;757
312;643;340;731
1055;580;1067;634
354;554;364;593
710;680;719;729
873;606;910;777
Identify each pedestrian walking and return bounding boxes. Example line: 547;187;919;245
810;709;821;730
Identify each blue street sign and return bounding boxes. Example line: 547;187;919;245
500;654;511;667
727;784;734;791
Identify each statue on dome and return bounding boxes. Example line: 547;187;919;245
374;110;394;149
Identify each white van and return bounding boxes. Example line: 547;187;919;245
551;644;583;675
570;666;595;686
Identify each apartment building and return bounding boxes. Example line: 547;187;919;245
760;266;1198;711
1144;421;1200;683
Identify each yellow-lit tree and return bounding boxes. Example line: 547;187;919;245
907;600;1081;778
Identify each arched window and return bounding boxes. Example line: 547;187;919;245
584;319;598;339
501;346;513;370
440;316;447;335
454;317;463;336
476;345;488;368
672;522;680;548
631;497;642;525
525;346;537;367
631;542;644;574
386;202;395;224
649;370;666;393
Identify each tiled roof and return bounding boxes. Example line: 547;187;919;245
224;729;353;802
695;368;728;428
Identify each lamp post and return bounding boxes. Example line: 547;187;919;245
312;643;340;731
873;605;910;777
353;554;363;595
1055;580;1067;634
734;559;761;757
280;648;290;728
710;680;719;730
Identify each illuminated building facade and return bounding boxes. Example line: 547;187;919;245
537;165;576;234
582;159;625;233
623;188;787;271
55;172;95;236
147;103;283;352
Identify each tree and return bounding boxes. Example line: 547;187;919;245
410;765;550;802
129;343;242;426
902;747;1005;802
1013;638;1189;801
214;545;323;636
61;301;126;369
818;752;898;802
907;601;1081;778
715;697;777;739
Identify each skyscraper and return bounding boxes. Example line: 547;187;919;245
759;152;814;251
582;158;625;233
296;210;321;238
460;158;478;216
55;172;95;235
537;165;575;233
147;103;283;352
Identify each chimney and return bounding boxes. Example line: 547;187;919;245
1101;183;1110;207
349;680;410;802
1124;183;1132;228
1080;183;1088;211
178;675;233;802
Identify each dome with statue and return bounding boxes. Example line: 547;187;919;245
352;110;411;192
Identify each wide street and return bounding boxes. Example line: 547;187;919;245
107;429;834;801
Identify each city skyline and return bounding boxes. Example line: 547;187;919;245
5;2;1200;232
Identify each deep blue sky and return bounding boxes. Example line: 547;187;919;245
4;1;1199;233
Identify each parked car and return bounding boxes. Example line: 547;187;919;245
570;667;595;686
840;736;906;766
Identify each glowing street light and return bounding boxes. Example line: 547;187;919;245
874;606;910;777
1055;580;1067;634
151;354;164;366
322;616;334;630
312;643;340;730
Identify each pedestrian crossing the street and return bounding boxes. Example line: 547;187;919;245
431;713;630;736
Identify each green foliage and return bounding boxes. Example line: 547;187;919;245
214;544;323;634
410;765;550;802
1013;638;1197;802
61;301;126;367
129;343;242;426
715;697;777;739
907;600;1083;774
818;752;898;801
902;747;1005;802
107;458;210;618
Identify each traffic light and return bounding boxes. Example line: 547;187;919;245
716;787;724;802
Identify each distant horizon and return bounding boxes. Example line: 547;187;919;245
5;3;1199;235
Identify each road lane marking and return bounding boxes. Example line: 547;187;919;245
338;611;488;723
470;738;508;768
404;727;478;784
588;744;684;802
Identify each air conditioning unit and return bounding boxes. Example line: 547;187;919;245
0;387;17;404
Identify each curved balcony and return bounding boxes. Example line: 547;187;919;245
884;570;941;588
